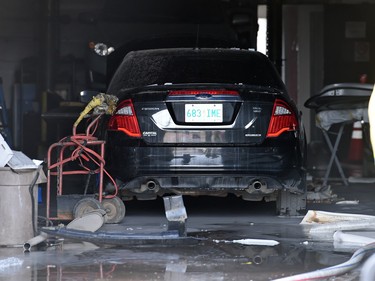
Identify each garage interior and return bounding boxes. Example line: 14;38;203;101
1;0;375;280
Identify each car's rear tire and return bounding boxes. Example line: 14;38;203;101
276;189;307;216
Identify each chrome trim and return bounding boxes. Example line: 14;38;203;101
245;117;258;129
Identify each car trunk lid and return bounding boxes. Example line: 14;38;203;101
113;86;296;145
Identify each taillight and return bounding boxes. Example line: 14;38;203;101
108;99;141;138
266;99;298;138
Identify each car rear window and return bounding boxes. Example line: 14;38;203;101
108;48;285;94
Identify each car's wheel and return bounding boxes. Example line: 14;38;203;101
73;197;103;219
276;189;307;216
101;197;126;224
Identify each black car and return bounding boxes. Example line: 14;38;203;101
103;48;307;216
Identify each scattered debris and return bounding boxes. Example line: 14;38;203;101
301;210;375;225
336;200;359;205
66;209;107;232
334;230;375;248
301;210;375;241
163;195;187;237
214;238;279;246
274;208;375;281
306;184;339;203
231;239;279;246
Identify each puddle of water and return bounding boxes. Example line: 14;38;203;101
0;236;356;281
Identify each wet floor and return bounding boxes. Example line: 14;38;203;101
1;182;375;281
0;239;347;281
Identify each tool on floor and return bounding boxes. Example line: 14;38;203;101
24;208;107;252
31;195;189;249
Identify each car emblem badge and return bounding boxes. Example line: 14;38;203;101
143;131;157;137
195;93;212;99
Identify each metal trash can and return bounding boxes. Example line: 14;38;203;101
0;167;46;246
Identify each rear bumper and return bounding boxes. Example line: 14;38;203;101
106;143;306;196
112;169;305;201
107;138;303;168
119;170;305;191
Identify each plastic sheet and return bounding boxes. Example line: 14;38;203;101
316;108;368;131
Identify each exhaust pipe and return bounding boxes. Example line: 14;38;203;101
246;180;267;193
139;180;160;193
252;181;263;190
146;180;157;190
253;255;263;265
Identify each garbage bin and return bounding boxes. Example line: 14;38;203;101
0;167;46;246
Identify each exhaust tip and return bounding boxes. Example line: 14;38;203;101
253;255;263;265
146;180;157;190
252;181;263;190
246;180;268;194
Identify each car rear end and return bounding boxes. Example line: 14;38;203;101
105;48;306;215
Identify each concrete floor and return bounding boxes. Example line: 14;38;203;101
1;180;375;281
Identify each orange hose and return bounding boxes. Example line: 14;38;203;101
49;114;119;199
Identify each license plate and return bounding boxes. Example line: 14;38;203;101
185;104;223;123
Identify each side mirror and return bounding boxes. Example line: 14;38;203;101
79;90;101;103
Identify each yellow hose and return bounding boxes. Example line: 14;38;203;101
74;94;104;128
73;94;118;129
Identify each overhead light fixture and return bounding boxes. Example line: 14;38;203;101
89;42;115;56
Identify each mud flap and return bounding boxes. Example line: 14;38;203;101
276;190;306;216
163;195;187;237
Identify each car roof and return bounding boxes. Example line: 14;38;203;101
108;47;286;94
125;47;259;57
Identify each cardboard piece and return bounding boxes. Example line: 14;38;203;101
0;133;13;167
